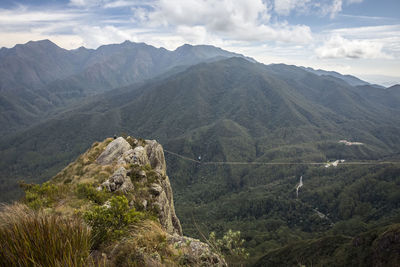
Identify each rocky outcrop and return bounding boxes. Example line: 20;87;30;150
145;140;167;176
25;135;226;267
97;136;182;236
168;234;227;266
96;137;131;165
100;167;133;193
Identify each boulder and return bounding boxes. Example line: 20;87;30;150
97;137;182;235
145;140;167;176
97;137;131;165
131;146;150;166
168;234;227;266
101;167;133;193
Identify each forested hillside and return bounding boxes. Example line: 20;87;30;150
1;44;399;265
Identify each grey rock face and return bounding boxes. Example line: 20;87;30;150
101;167;134;193
168;234;227;266
155;175;182;235
96;137;131;165
132;146;151;166
96;136;182;235
145;140;167;176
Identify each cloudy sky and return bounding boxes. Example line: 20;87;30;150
0;0;399;85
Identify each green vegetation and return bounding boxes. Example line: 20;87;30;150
175;162;400;263
83;195;145;248
19;181;68;210
1;57;400;265
0;203;91;267
253;223;400;267
109;220;179;266
209;230;249;266
76;183;110;204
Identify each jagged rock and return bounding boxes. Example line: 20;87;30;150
97;137;131;165
145;140;167;176
117;146;151;166
95;137;182;235
168;234;227;266
101;167;133;193
150;183;163;196
152;175;182;235
35;135;226;266
131;146;150;166
117;149;134;165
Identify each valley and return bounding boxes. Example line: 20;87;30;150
0;40;399;265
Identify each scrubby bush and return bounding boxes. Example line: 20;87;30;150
84;195;145;248
76;183;110;204
0;203;91;266
209;229;249;266
19;181;67;209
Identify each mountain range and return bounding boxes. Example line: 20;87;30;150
1;40;399;264
0;40;250;135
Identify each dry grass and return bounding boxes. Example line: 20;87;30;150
0;203;92;267
53;138;114;186
109;220;179;266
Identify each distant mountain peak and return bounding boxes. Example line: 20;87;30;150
175;43;193;51
301;66;370;87
24;39;59;49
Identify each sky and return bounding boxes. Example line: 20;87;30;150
0;0;399;86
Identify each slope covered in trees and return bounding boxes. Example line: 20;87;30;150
1;49;399;264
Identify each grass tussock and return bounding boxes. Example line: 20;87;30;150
0;203;92;267
110;220;178;266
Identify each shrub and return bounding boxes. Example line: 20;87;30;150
19;181;67;210
84;195;145;248
0;203;91;267
76;183;110;204
209;229;249;266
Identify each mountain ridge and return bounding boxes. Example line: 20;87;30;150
1;41;400;265
0;135;228;266
0;40;252;136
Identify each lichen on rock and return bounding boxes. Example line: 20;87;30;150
97;136;183;236
96;137;131;165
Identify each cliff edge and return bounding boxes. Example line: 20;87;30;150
16;136;226;266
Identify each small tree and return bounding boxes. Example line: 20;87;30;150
84;195;144;248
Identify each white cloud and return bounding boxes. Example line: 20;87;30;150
323;0;364;18
328;0;342;18
0;7;80;24
272;0;364;18
131;7;150;23
315;34;391;59
328;25;400;58
273;0;310;16
74;25;136;48
142;0;312;44
104;1;135;8
69;0;152;8
149;0;270;28
346;0;363;4
69;0;101;7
